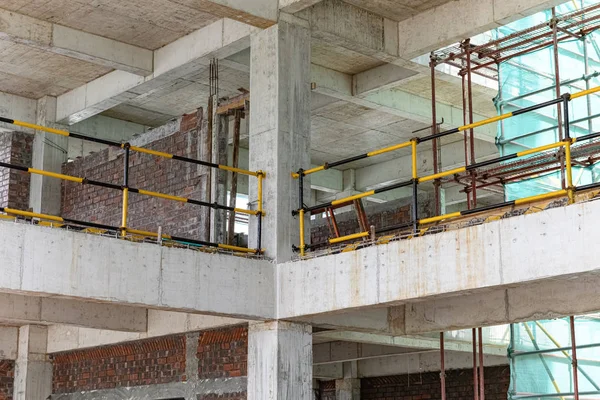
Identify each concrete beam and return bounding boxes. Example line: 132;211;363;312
313;331;507;356
0;8;153;76
315;352;507;379
57;18;258;124
206;0;278;24
407;273;600;334
280;0;324;13
47;311;247;353
0;222;275;320
313;341;429;365
297;307;405;335
311;64;497;142
397;0;566;59
0;326;18;360
357;352;508;377
0;293;147;332
278;199;600;326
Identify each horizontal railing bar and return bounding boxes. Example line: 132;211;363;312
303;179;414;213
511;342;600;357
329;231;369;244
419;167;466;183
574;130;600;143
0;206;258;254
0;117;260;177
0;161;257;216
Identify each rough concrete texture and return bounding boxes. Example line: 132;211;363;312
14;326;52;400
248;20;311;262
278;199;600;329
0;222;274;320
247;321;312;400
49;377;246;400
0;328;18;361
47;311;246;353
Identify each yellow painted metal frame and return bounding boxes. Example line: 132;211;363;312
329;231;369;244
419;167;466;183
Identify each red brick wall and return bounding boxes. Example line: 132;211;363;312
311;197;432;245
198;326;248;379
51;335;186;394
61;112;208;239
361;366;510;400
0;131;33;210
319;380;336;400
0;360;14;400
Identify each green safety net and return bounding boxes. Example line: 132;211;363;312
495;0;600;200
508;316;600;399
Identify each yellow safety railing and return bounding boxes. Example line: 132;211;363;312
292;87;600;255
0;117;266;255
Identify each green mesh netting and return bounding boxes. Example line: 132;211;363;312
508;316;600;399
495;0;600;200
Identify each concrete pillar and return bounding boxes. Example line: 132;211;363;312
336;362;360;400
14;325;52;400
248;321;313;400
249;17;311;261
29;96;68;215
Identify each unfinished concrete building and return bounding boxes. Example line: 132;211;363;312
0;0;599;398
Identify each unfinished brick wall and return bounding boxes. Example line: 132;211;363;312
51;335;187;394
319;380;336;400
198;326;248;379
0;131;33;210
0;360;14;400
360;366;510;400
310;196;433;245
61;113;210;239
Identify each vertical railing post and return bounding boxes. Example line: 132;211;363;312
411;139;419;234
570;316;580;400
257;171;265;254
563;93;575;204
121;144;130;237
473;328;479;400
478;327;485;400
440;332;447;400
298;169;305;256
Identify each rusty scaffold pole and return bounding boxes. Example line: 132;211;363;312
473;328;479;400
430;53;442;215
551;7;567;189
463;38;477;208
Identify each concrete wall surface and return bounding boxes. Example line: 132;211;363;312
0;221;275;320
277;199;600;319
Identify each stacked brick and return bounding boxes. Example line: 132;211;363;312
0;131;33;210
198;326;248;379
311;197;432;245
0;360;14;400
51;335;186;394
320;380;336;400
360;366;510;400
61;112;207;239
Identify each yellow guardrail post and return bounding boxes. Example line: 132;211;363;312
411;139;419;233
121;145;130;237
257;171;265;253
299;209;305;257
565;139;574;204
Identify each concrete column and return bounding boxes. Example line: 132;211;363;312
249;17;311;261
248;321;313;400
336;361;360;400
14;325;52;400
29;96;68;215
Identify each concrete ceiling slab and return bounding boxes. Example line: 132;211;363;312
312;40;384;75
342;0;458;22
0;41;111;98
2;0;223;50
